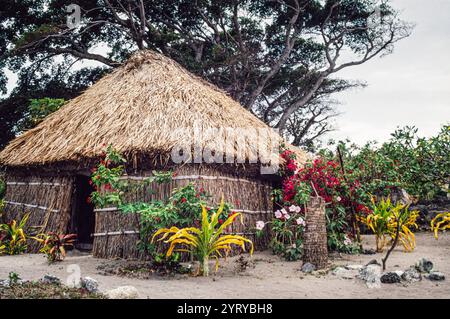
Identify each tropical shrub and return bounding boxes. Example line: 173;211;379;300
33;233;77;263
267;205;306;261
278;149;368;253
358;197;419;252
152;199;253;276
319;125;450;201
0;213;29;255
431;212;450;239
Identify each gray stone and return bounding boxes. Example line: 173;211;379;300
365;259;380;266
345;264;363;271
41;274;61;285
416;258;433;273
106;286;139;299
390;188;412;205
0;279;10;288
359;264;382;289
381;272;401;284
401;267;422;283
301;262;316;273
81;277;99;293
362;249;377;255
427;272;445;281
333;267;356;279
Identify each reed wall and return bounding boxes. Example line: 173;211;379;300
92;165;273;259
1;174;74;251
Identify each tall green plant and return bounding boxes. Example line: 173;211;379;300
152;199;253;276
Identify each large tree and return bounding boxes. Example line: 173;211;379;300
0;0;412;149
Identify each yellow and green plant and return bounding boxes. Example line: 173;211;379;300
0;213;30;255
358;197;418;252
152;198;253;276
431;212;450;239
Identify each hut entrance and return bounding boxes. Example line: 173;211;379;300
73;175;95;251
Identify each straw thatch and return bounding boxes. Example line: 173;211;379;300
0;50;306;168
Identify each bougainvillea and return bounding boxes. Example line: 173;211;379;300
277;152;368;253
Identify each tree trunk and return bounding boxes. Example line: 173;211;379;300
201;256;209;277
302;196;328;269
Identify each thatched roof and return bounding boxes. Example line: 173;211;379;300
0;50;307;169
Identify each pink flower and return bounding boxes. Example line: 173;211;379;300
275;210;283;219
289;205;301;213
296;217;306;226
281;208;290;220
256;221;265;231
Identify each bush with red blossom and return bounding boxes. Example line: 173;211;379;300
277;153;369;253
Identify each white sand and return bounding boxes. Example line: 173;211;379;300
0;232;449;299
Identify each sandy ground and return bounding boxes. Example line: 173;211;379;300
0;232;449;299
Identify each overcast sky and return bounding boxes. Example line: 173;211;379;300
325;0;450;144
4;0;449;145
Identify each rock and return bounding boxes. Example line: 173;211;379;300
106;286;139;299
333;267;356;279
401;267;422;283
359;264;382;289
393;270;404;277
301;262;316;273
41;274;61;285
381;272;401;284
365;259;380;266
345;264;363;271
390;188;412;205
416;258;433;273
81;277;99;293
427;272;445;281
0;279;10;288
362;249;377;255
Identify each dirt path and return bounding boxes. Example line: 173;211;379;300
0;233;449;299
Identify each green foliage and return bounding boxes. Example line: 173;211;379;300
0;177;5;199
8;272;21;285
268;209;305;261
320;125;450;201
0;213;29;255
16;98;65;133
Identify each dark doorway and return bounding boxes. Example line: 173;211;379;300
73;175;95;251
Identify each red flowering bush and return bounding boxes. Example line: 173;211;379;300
277;154;370;253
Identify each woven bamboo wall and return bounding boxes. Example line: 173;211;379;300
93;165;273;259
2;174;74;251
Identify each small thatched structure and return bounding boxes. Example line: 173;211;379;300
0;50;307;258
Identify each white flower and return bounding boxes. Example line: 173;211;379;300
343;235;352;246
289;205;301;213
284;213;291;220
292;243;297;249
275;210;283;219
281;208;288;216
256;221;265;231
336;196;342;202
296;217;306;226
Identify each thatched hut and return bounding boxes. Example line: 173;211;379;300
0;50;307;259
